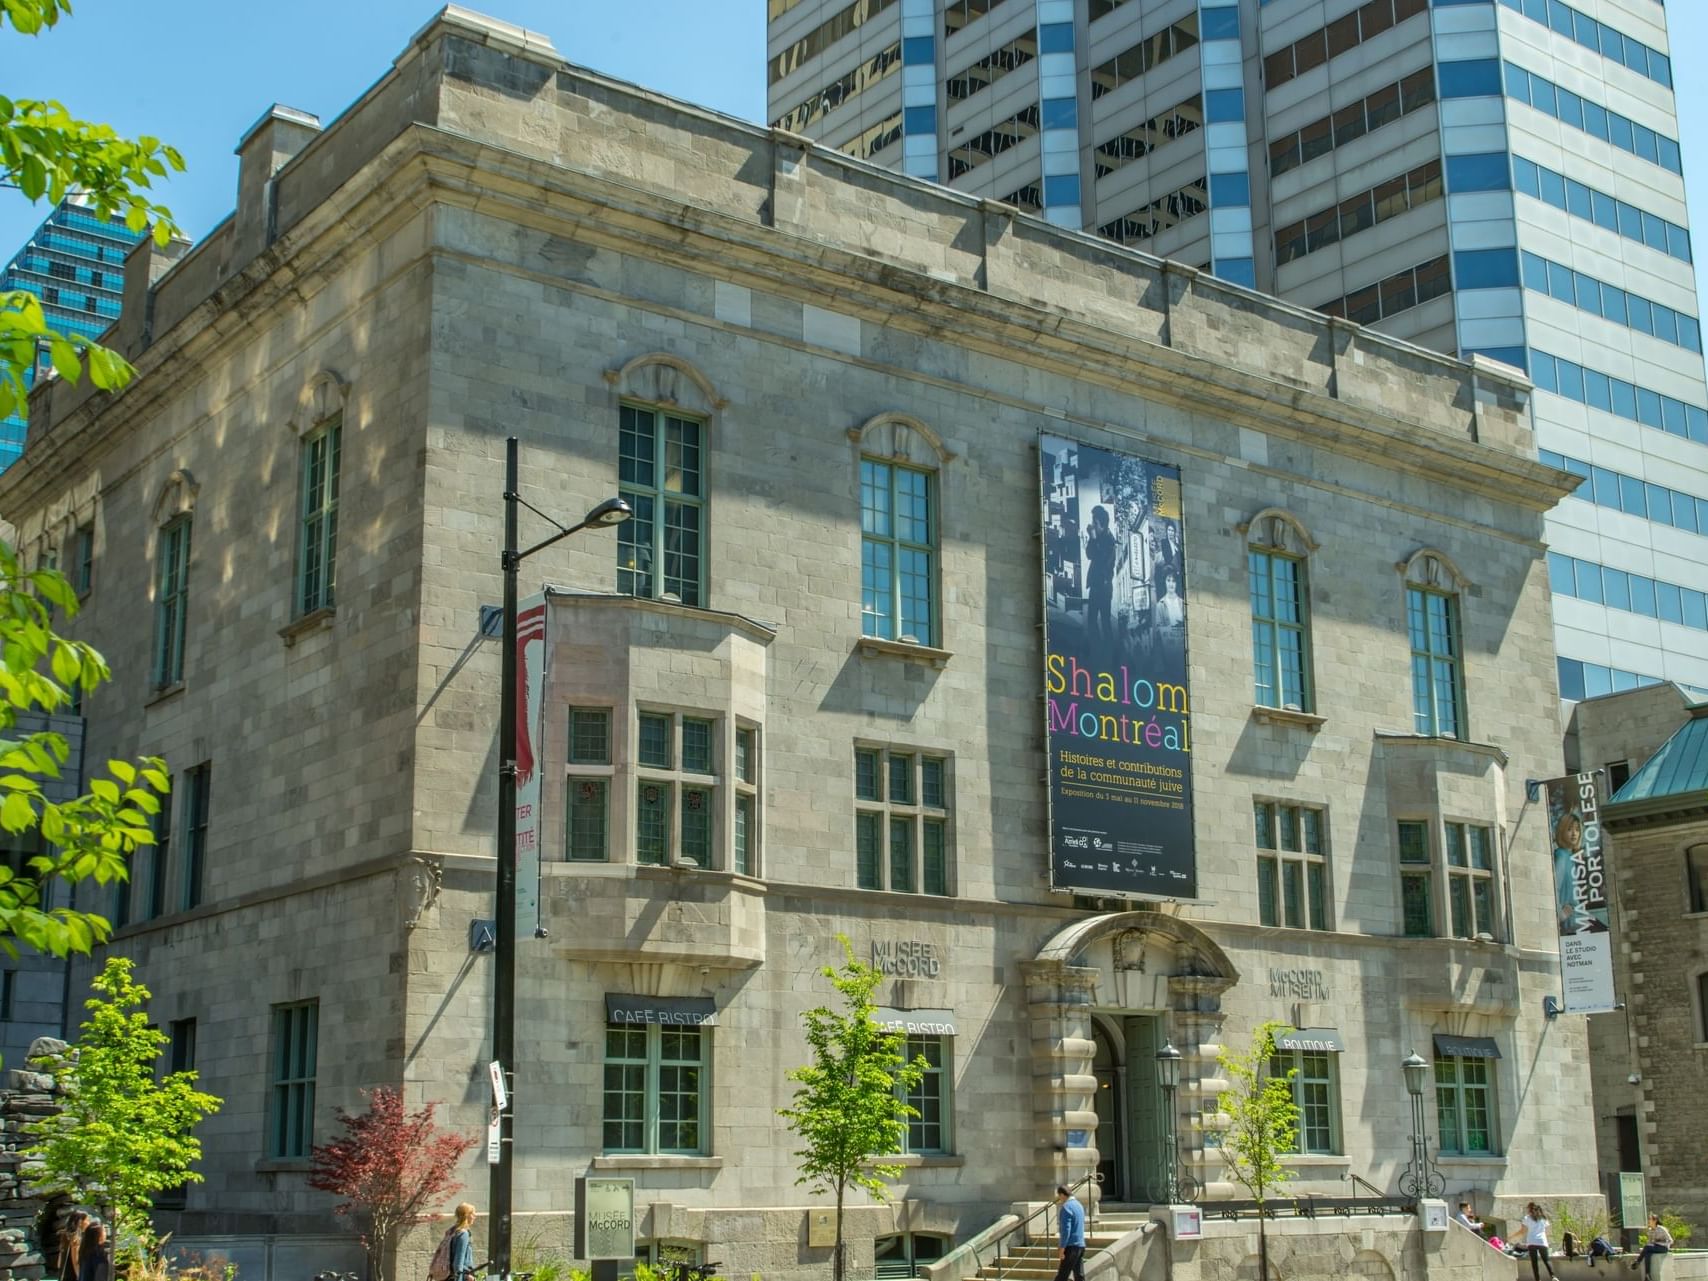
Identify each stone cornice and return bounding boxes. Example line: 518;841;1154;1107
0;123;1570;524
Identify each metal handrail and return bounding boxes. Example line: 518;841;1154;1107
993;1172;1103;1281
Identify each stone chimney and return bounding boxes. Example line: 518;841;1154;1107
113;231;191;360
231;104;322;269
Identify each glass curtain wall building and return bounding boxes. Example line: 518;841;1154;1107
0;197;143;470
767;0;1708;700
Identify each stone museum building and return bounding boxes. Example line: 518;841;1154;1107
0;8;1598;1279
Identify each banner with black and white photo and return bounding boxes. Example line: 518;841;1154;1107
1040;434;1196;900
1542;772;1617;1014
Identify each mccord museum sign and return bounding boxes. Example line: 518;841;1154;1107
1039;434;1196;900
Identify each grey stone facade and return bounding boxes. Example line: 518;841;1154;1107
0;8;1596;1279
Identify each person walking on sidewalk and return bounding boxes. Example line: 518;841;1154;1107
1631;1214;1672;1279
1053;1185;1087;1281
1522;1203;1559;1281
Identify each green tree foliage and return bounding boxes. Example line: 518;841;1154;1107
24;957;222;1247
1;0;185;422
778;937;926;1281
0;544;169;959
1218;1021;1300;1281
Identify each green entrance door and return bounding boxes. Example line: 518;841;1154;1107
1123;1014;1165;1203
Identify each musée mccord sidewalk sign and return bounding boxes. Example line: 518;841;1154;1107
574;1177;635;1261
1039;434;1197;900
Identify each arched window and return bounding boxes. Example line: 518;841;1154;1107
605;353;724;608
1243;510;1317;712
1401;549;1470;738
850;413;953;647
291;371;346;617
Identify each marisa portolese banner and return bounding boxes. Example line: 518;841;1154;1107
1543;772;1617;1014
1039;433;1196;900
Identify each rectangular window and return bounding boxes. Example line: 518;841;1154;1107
1249;551;1311;710
854;747;952;895
148;789;172;921
636;781;672;866
181;763;211;911
1272;1049;1341;1154
861;459;938;645
570;708;612;765
566;707;614;862
0;971;12;1022
902;1035;950;1153
1407;587;1464;738
298;420;341;615
618;405;705;607
169;1017;197;1074
1435;1055;1497;1154
152;518;191;689
1398;820;1434;937
638;712;672;769
1255;802;1329;930
74;524;94;596
269;1001;318;1159
1687;845;1708;915
1445;821;1497;940
631;711;749;872
734;725;759;876
602;1022;708;1155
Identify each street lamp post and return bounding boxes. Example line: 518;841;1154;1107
1398;1051;1445;1202
490;436;630;1278
1155;1041;1183;1205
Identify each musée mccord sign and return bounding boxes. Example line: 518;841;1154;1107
1039;434;1196;899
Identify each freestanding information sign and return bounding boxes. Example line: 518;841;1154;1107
576;1176;636;1279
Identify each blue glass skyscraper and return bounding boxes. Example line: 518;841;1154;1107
0;197;144;470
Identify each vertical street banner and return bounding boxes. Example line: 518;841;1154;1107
515;593;549;933
1040;434;1196;899
1542;772;1617;1014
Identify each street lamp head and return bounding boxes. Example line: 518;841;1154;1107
1402;1052;1428;1098
583;496;633;528
1155;1041;1183;1091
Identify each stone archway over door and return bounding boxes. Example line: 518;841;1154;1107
1023;913;1238;1205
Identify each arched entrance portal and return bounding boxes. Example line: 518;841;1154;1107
1023;912;1239;1205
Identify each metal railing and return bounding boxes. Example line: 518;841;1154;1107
992;1172;1103;1281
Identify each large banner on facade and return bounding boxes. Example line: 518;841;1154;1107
515;593;549;932
1040;434;1195;899
1542;772;1616;1014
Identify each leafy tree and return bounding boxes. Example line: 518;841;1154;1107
0;543;170;960
23;957;222;1248
2;0;185;423
308;1087;477;1281
1217;1021;1299;1281
779;936;926;1281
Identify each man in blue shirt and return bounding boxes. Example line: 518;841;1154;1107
1054;1185;1087;1281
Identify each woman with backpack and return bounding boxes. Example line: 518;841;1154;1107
430;1203;478;1281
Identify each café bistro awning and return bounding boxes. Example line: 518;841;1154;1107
1274;1027;1344;1053
873;1007;958;1036
605;994;718;1027
1433;1033;1502;1059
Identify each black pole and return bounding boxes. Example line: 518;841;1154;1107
490;436;520;1278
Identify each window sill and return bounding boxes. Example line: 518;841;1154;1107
145;681;186;708
592;1155;723;1171
1252;705;1325;731
1436;1155;1507;1165
280;606;336;645
254;1158;314;1174
857;636;953;668
876;1154;966;1169
1280;1155;1350;1167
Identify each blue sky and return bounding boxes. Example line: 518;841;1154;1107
3;0;1706;317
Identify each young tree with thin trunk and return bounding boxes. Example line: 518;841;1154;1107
779;937;926;1281
1218;1021;1299;1281
309;1087;477;1281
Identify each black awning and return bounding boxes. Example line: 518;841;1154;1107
1275;1027;1343;1053
605;994;717;1027
1433;1033;1502;1059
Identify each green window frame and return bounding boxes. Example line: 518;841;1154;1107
152;517;191;689
601;1022;708;1155
1407;586;1464;738
269;1000;318;1159
146;784;171;920
854;746;951;895
1398;819;1435;937
566;708;613;862
74;523;94;597
630;710;750;871
297;418;341;616
1255;801;1329;930
1445;821;1497;940
899;1034;951;1154
1270;1048;1341;1154
1249;549;1312;710
617;404;705;607
734;725;759;876
861;458;938;645
1434;1055;1497;1155
181;762;211;911
1688;845;1708;915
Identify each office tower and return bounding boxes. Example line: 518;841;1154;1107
0;196;142;469
767;0;1708;699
